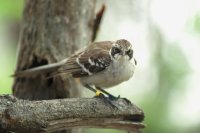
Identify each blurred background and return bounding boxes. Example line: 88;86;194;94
0;0;200;133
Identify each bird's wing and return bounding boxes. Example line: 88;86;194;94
55;41;113;77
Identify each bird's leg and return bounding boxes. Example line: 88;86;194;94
95;87;131;104
84;85;105;97
95;86;120;100
95;86;120;109
84;85;119;108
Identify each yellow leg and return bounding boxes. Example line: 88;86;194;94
84;85;105;97
95;86;119;99
95;90;102;96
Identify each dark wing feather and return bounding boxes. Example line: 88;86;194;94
55;41;113;77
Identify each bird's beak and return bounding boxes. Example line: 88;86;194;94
134;58;137;65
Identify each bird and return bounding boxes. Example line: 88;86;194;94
13;39;137;99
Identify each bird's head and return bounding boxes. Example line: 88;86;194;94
110;39;136;64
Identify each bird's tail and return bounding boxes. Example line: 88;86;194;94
12;59;68;78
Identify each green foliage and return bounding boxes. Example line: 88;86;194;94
0;0;23;19
0;53;15;94
0;1;23;94
141;25;190;133
192;13;200;33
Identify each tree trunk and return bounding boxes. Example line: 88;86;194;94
13;0;96;99
12;0;96;132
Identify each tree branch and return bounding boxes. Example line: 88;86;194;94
0;95;144;133
92;4;105;41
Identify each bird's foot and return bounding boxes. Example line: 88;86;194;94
108;94;120;100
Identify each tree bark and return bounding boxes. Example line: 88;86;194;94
0;95;144;133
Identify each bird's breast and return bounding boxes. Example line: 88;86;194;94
109;59;134;83
80;57;135;88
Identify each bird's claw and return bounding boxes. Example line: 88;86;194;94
108;94;120;100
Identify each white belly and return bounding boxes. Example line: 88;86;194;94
80;57;135;88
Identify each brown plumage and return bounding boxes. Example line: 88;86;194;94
13;41;114;78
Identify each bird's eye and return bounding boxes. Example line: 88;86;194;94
126;49;133;59
111;47;121;57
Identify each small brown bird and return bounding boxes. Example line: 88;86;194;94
13;39;137;99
